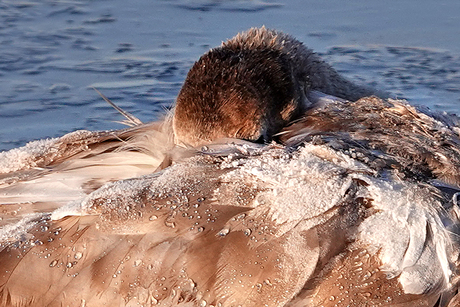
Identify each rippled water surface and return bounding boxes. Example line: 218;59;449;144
1;0;460;151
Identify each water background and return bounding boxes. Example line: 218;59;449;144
1;0;460;151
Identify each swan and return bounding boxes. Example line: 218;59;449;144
0;27;459;307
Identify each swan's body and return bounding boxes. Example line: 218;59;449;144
0;27;459;306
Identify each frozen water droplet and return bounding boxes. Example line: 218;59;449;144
217;227;230;237
134;260;142;267
74;252;83;260
49;260;58;267
236;213;246;220
244;229;252;236
200;300;207;307
149;215;158;221
197;226;205;232
66;262;73;268
189;279;196;290
165;220;176;228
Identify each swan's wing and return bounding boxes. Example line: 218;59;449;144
0;143;455;306
0;120;173;226
0;147;327;306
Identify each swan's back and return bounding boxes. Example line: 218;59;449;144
0;138;456;306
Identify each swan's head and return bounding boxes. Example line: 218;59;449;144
172;26;375;147
173;29;307;147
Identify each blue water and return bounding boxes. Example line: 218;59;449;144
1;0;460;151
